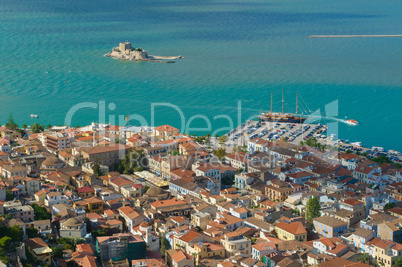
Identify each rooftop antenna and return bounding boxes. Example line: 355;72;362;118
282;89;284;114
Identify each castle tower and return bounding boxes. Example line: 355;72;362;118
119;42;132;52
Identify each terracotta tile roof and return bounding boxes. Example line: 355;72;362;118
388;207;402;216
151;198;187;208
354;165;375;175
170;250;191;263
76;197;103;205
314;216;347;227
170;169;195;179
276;221;306;235
110;176;134;187
76;243;94;255
35;190;47;196
76;186;95;193
82;144;128;155
342;198;363;206
106;125;120;131
25;237;49;249
118;206;144;220
179;230;201;243
107;219;123;226
260;199;280;208
252;241;276;251
86;213;102;220
225;152;250;163
353;228;374;238
154;125;179;132
104;209;118;216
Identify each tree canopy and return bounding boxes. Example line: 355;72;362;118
51;247;63;259
115;149;147;174
32;203;51;220
219;135;228;145
359;253;369;264
214;147;227;159
5;114;18;130
91;158;104;177
31;123;45;133
305;195;321;223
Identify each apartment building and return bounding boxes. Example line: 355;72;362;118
220;231;252;257
313;216;348;238
275;221;307;241
44;132;71;153
265;179;293;202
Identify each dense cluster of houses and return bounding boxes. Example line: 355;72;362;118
0;123;401;267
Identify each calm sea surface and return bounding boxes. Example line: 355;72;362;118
1;0;401;150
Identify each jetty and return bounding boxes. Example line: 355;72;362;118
106;42;183;63
310;34;402;38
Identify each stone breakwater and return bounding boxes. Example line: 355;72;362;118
106;42;183;63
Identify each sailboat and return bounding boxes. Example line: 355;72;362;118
258;90;307;123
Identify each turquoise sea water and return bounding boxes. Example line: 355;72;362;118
0;0;401;150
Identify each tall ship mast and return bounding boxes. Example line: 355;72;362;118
258;90;307;123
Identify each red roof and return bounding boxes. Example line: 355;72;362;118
76;186;95;193
276;221;307;235
154;125;179;132
342;198;363;206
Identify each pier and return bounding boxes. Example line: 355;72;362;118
310;34;402;38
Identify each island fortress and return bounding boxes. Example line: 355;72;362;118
106;42;183;63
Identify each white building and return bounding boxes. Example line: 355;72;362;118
44;192;69;208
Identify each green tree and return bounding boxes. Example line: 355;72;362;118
90;228;109;239
0;236;11;250
91;158;103;177
7;225;24;242
114;149;147;174
359;253;369;264
292;208;300;215
305;195;321;223
232;145;239;153
5;189;14;201
214;147;227;159
31;122;44;133
26;227;40;238
5;114;18;130
46;124;52;129
159;233;170;258
384;203;395;211
395;258;402;266
3;214;13;220
22;124;28;130
51;247;63;259
305;137;317;147
372;155;393;165
32;203;51;220
219;135;228;145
